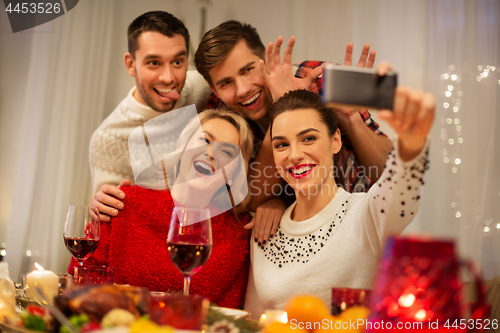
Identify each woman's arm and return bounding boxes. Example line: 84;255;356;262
365;138;430;251
376;64;436;162
363;78;435;252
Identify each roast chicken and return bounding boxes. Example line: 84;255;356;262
55;284;151;322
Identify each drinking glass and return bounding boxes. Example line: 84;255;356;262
331;288;371;316
73;265;114;285
149;294;209;330
21;273;72;303
167;207;212;296
63;205;100;266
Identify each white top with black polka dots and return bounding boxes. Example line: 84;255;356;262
244;139;430;319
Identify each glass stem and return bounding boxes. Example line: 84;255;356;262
183;276;191;296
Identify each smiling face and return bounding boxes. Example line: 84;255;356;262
208;40;273;121
124;32;188;112
271;108;341;196
176;118;241;193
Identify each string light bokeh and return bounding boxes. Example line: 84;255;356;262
439;64;498;238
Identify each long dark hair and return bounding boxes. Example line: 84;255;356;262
269;90;346;189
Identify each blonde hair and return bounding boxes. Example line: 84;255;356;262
165;108;253;215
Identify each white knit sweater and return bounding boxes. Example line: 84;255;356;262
244;140;430;319
89;70;211;194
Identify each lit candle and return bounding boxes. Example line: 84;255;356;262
25;263;59;303
259;310;288;325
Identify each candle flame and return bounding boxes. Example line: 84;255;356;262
34;262;45;272
259;311;288;325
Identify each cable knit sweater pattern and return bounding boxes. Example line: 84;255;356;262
89;71;210;194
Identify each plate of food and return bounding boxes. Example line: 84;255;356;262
4;285;259;333
210;307;250;319
0;321;35;333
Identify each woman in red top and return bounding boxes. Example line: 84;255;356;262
70;109;254;309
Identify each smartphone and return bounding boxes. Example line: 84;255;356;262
322;64;397;110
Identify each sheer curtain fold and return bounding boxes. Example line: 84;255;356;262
5;1;115;280
422;0;499;278
475;0;500;279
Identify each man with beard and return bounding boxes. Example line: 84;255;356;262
90;11;210;221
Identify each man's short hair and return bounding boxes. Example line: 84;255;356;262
195;20;265;87
127;11;190;57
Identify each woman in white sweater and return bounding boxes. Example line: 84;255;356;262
244;82;435;318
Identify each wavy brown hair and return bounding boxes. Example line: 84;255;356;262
195;20;265;87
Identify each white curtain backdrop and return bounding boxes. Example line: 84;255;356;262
418;0;499;279
1;0;498;281
1;1;116;279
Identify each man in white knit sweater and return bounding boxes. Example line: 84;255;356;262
90;11;210;221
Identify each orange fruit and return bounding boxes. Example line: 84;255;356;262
283;295;330;331
339;306;370;322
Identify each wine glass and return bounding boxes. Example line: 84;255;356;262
167;207;212;296
63;205;100;266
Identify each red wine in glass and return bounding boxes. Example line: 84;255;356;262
64;238;100;261
167;208;212;296
64;205;100;266
167;243;212;276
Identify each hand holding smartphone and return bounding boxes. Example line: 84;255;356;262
322;64;397;110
